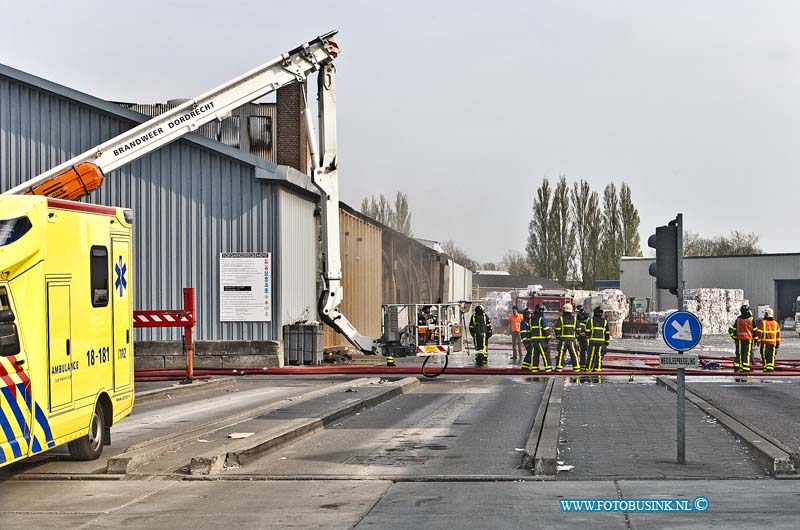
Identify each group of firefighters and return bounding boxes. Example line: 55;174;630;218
467;300;783;372
469;303;610;371
729;304;782;372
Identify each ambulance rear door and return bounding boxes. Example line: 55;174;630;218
112;238;132;391
0;285;32;464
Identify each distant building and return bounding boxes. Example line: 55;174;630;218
472;274;565;299
621;254;800;320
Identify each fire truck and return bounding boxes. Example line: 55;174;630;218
514;287;573;320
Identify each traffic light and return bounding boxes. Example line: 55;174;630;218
648;216;681;295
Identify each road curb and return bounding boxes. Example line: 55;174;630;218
107;377;385;474
522;378;553;469
522;377;564;476
189;377;421;475
135;377;237;405
656;376;796;476
685;381;800;470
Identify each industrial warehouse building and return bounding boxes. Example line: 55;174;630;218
621;254;800;320
0;62;471;366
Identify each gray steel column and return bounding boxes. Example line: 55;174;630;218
677;365;686;464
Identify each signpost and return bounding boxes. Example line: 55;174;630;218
661;310;702;464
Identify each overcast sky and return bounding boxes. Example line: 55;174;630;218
1;0;797;263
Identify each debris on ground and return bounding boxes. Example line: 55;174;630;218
228;432;255;439
324;349;353;365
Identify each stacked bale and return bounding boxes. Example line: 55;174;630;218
601;289;630;337
682;288;747;335
482;291;513;334
568;289;630;337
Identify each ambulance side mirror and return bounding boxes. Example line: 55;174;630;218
0;310;20;357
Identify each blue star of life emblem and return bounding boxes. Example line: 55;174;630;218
114;256;127;297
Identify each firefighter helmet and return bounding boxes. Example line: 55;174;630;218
475;304;484;314
740;304;751;316
563;303;574;313
593;306;604;316
764;307;774;318
534;304;546;314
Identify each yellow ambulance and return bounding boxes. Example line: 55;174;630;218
0;195;134;466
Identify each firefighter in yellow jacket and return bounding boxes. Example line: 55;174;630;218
755;307;781;372
521;304;552;372
586;306;610;372
554;303;581;372
469;305;492;367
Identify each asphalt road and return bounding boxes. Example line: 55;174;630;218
687;379;800;455
229;375;545;478
4;368;800;529
1;376;355;477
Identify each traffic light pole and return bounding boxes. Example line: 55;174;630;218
675;213;685;465
677;363;686;464
648;212;687;464
675;213;684;310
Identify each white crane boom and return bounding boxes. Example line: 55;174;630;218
309;63;380;354
3;31;340;199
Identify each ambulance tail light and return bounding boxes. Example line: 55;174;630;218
28;162;104;201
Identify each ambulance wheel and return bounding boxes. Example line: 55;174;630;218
68;404;106;461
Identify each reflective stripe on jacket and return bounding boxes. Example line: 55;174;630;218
469;313;492;336
526;315;550;340
728;317;753;340
555;315;577;339
756;318;781;345
576;313;589;337
586;317;610;343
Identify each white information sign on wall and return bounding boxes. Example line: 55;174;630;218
219;252;271;322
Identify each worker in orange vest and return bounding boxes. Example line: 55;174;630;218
509;306;524;364
755;307;781;372
728;304;754;372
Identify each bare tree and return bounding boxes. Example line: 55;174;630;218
684;231;762;256
599;183;622;279
501;250;533;276
583;191;603;288
361;192;413;236
548;175;575;285
619;183;642;257
441;239;478;270
526;178;552;278
392;192;413;236
570;179;592;287
361;194;394;226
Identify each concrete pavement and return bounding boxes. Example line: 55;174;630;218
559;380;767;479
4;479;798;530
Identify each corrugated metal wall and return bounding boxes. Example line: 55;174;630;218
620;255;800;311
278;187;317;326
448;260;473;302
323;210;382;348
382;230;445;305
0;68;297;341
116;101;278;163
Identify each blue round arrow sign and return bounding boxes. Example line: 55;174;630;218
661;311;702;352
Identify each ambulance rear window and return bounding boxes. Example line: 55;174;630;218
0;216;32;247
0;287;9;311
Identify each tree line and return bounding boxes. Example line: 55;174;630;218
524;176;642;288
361;186;762;286
360;192;413;236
